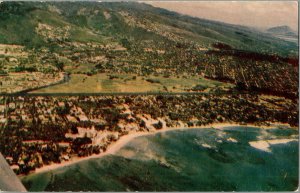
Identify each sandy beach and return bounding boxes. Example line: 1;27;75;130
24;122;295;176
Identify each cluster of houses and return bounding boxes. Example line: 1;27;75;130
0;93;297;174
0;43;64;93
0;72;65;94
202;51;298;99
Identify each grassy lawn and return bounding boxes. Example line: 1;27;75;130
31;73;233;93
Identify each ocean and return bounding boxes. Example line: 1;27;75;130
21;126;299;191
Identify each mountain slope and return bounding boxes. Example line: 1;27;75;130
267;26;296;35
266;25;298;43
0;1;298;98
0;2;298;55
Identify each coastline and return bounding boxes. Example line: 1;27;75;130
20;122;295;177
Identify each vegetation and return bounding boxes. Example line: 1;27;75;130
0;1;298;177
0;94;297;174
30;73;232;93
0;1;298;98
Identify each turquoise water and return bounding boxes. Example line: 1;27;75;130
21;126;299;191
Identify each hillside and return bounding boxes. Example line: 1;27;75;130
0;2;297;55
266;25;298;43
267;25;297;36
0;1;298;98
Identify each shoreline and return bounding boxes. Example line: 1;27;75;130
20;122;295;177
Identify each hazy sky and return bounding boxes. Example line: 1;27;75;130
145;1;298;31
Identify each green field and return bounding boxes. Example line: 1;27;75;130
31;73;233;93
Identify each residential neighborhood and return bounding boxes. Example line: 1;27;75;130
0;93;297;174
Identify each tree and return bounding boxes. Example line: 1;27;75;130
54;60;64;71
120;38;131;49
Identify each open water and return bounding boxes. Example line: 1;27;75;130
21;126;299;191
